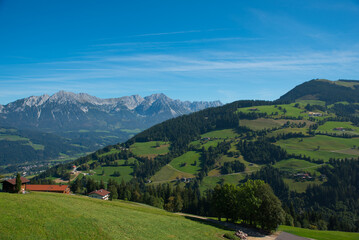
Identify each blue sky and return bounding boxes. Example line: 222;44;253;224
1;0;359;104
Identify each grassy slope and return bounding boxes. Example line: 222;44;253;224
276;135;359;161
201;129;239;138
316;121;359;135
273;158;320;174
130;141;170;157
169;151;201;174
151;165;195;182
278;225;359;240
0;192;233;240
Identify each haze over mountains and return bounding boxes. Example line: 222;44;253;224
0;91;221;168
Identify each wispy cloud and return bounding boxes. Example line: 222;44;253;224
129;28;232;37
95;37;261;47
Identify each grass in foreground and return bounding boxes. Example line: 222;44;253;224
278;225;359;240
0;192;233;240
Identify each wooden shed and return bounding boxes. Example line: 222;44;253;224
1;177;30;193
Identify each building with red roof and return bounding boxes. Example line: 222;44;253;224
26;184;70;194
1;177;30;193
88;189;110;200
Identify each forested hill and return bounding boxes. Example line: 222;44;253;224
279;79;359;104
33;79;359;232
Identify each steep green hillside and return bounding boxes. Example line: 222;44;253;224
33;84;359;233
279;79;359;103
0;192;233;240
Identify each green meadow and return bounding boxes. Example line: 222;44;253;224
283;178;323;193
273;158;320;174
278;225;359;240
169;151;202;174
240;118;282;130
201;129;239;138
130;141;170;157
0;192;234;240
151;164;195;182
90;161;134;182
316;121;359;135
276;135;359;161
199;174;246;193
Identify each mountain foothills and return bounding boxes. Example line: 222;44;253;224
0;92;221;172
29;79;359;234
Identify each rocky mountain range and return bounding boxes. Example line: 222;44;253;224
0;91;222;131
0;92;221;168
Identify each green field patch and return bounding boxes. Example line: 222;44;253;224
316;121;359;135
130;141;170;157
0;192;234;240
278;225;359;240
201;129;239;138
169;151;201;174
199;174;246;193
296;99;326;106
284;178;323;193
237;103;335;120
0;134;29;141
333;80;359;89
201;140;223;150
91;165;134;182
24;142;45;151
273;159;320;174
120;128;142;134
237;103;307;118
151;165;195;182
276;135;359;161
266;128;309;138
240;118;282;130
98;148;122;157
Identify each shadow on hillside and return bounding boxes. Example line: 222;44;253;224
183;216;232;231
183;215;270;238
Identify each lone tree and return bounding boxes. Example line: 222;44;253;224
15;172;22;193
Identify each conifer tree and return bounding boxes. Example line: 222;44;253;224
15;173;22;193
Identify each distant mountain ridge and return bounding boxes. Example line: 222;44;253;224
0;92;221;168
279;79;359;104
0;91;222;131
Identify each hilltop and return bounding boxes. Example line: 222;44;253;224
279;79;359;103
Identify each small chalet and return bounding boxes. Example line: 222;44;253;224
308;112;323;117
88;189;110;200
26;184;70;194
1;177;30;193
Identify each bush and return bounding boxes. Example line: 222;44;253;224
223;233;237;240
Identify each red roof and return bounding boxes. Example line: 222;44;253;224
3;177;30;185
89;189;110;197
26;184;69;192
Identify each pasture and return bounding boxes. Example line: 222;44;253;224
278;225;359;240
0;192;234;240
276;135;359;161
169;151;201;174
130;141;170;157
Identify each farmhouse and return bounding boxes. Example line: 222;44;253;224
26;184;71;194
88;189;110;200
308;112;322;117
1;177;30;193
